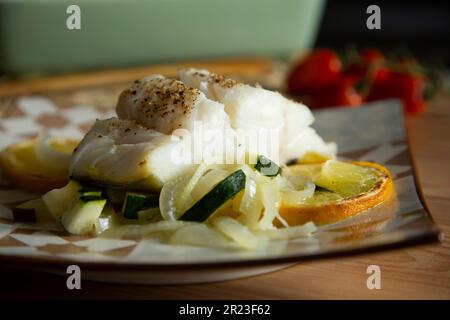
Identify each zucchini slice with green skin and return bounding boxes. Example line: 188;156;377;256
79;189;103;202
122;192;159;219
180;170;246;222
62;198;107;235
254;155;282;177
78;186;102;194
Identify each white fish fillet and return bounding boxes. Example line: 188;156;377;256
179;68;336;163
70;118;194;191
116;75;231;135
71;70;336;191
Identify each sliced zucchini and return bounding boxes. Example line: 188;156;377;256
78;186;101;194
61;198;107;235
122;192;159;219
180;170;246;222
42;180;81;220
95;203;121;234
254;155;281;177
79;189;103;201
13;198;56;224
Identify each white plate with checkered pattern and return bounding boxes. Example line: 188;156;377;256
0;97;440;284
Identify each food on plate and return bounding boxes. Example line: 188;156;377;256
179;68;336;163
287;47;439;114
69;117;195;191
279;161;394;226
116;75;230;135
71;69;335;191
2;69;396;250
0;136;78;193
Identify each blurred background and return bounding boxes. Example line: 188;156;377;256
0;0;448;76
0;0;448;113
0;0;325;75
317;0;450;65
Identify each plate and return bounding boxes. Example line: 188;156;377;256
0;96;441;284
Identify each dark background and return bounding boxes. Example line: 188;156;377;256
315;0;450;65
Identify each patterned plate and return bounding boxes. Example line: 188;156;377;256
0;95;441;284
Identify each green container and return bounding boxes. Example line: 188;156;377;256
0;0;325;76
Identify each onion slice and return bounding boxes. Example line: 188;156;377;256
100;220;193;238
280;180;316;206
159;174;192;221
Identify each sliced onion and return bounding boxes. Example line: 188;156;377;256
258;221;317;240
275;212;290;228
191;168;229;201
280;180;316;206
177;163;209;211
211;216;268;250
100;220;193;238
239;175;263;230
258;177;280;230
159;174;192;221
160;164;248;222
169;223;230;247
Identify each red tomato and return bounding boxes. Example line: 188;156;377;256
309;75;364;109
360;48;385;63
367;72;427;115
372;67;391;85
287;49;342;94
344;48;386;82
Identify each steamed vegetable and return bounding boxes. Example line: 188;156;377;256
42;180;81;219
122;192;159;219
61;197;107;235
180;170;246;222
254;155;281;177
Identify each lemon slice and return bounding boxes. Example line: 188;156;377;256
303;189;343;205
34;135;78;171
286;163;322;181
316;160;384;197
297;151;334;164
278;161;396;226
0;137;79;193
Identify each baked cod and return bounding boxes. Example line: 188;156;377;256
69;69;336;191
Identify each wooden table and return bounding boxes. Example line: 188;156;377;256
0;61;449;299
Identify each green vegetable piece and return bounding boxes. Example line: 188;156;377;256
62;199;107;235
79;189;103;202
122;192;159;219
254;155;282;177
180;170;246;222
